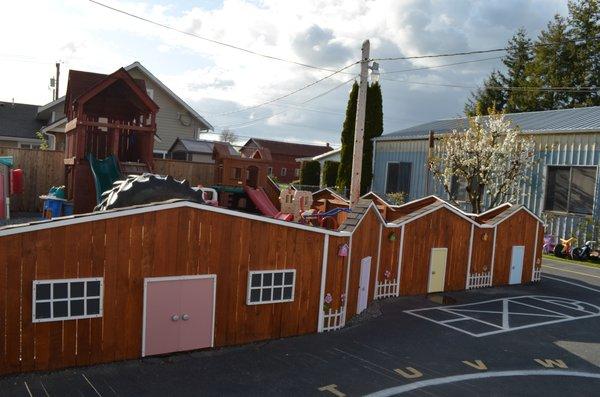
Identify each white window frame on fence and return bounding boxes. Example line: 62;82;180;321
466;272;492;290
32;277;104;323
247;270;296;305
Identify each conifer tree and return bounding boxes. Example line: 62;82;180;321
502;28;535;112
336;81;383;194
464;71;506;116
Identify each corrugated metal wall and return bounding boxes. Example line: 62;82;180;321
373;133;600;240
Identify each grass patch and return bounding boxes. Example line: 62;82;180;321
542;254;600;269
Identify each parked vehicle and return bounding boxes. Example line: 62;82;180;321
554;237;576;258
572;241;596;261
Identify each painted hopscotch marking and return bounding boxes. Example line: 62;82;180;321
404;295;600;337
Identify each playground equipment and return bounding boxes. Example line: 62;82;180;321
0;156;23;221
64;68;159;213
95;173;205;211
244;186;292;221
554;236;576;258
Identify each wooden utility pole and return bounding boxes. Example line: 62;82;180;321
349;39;370;207
55;62;60;101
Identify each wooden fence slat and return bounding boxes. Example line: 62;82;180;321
0;237;7;373
101;218;119;363
21;232;38;372
47;228;67;371
90;221;106;364
4;235;22;374
75;223;93;366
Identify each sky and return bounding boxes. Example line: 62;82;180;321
0;0;569;146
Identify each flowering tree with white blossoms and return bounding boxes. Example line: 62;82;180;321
428;112;536;214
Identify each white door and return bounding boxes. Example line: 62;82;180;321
509;246;525;285
356;257;372;314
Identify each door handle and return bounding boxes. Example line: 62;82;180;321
432;271;436;275
182;314;190;321
171;314;180;322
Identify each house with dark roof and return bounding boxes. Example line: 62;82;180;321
371;106;600;240
241;138;333;183
0;101;45;148
4;62;212;154
168;138;236;163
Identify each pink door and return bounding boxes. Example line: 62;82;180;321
144;280;181;356
144;276;215;357
179;278;215;351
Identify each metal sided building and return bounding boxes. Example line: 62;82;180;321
372;106;600;240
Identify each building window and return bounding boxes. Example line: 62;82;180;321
385;162;411;195
18;143;41;150
294;168;300;177
171;151;188;161
267;167;273;175
450;176;474;202
153;151;167;159
33;278;103;323
545;166;596;215
232;167;242;180
281;168;287;177
247;270;295;305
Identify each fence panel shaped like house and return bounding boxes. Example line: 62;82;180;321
0;195;543;375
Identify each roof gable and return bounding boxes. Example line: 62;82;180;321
125;62;213;131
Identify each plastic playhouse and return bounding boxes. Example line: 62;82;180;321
0;156;24;221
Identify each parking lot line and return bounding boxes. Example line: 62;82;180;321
543;265;600;279
543;275;600;293
365;369;600;397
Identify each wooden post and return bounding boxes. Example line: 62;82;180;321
349;39;370;207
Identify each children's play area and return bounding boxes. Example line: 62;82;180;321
0;67;544;376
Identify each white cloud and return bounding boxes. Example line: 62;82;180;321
0;0;568;144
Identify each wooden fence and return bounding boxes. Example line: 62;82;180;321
153;158;214;187
0;203;329;375
0;147;215;213
0;147;64;212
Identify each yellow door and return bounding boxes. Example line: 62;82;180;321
428;248;447;293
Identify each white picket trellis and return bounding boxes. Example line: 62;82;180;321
532;267;542;282
466;272;492;289
322;308;345;332
374;279;398;299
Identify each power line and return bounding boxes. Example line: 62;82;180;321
214;76;356;130
373;35;600;62
380;76;600;93
205;61;358;117
88;0;350;73
380;56;503;75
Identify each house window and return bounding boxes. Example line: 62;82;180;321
171;151;188;161
294;168;300;177
247;270;295;305
281;168;287;177
545;166;596;215
33;278;103;323
450;176;473;202
18;143;41;150
232;167;242;180
267;167;273;175
153;151;167;159
386;162;412;195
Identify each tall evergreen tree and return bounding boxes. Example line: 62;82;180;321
464;71;506;116
502;28;536;112
361;82;384;194
336;81;384;194
568;0;600;106
336;81;358;190
528;15;579;110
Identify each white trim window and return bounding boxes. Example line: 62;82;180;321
33;278;103;322
281;168;287;177
247;270;295;305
